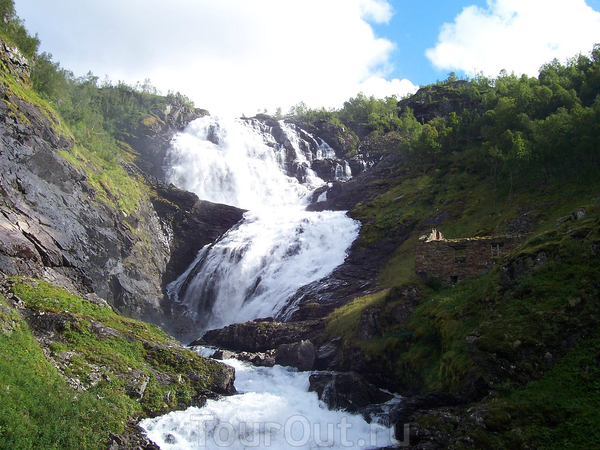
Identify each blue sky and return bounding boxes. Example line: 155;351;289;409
13;0;600;116
372;0;488;83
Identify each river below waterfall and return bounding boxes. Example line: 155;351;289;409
140;352;398;449
141;116;396;448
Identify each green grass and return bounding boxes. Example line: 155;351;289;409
323;206;600;448
58;144;147;215
0;296;135;450
499;329;600;449
325;291;388;342
457;328;600;450
0;278;229;449
10;279;172;344
328;200;600;396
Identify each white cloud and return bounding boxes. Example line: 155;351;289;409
15;0;413;117
357;77;418;99
425;0;600;78
358;0;394;23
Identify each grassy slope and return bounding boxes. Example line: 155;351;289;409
324;144;600;447
0;42;222;449
0;278;229;450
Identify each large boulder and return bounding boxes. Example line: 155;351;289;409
275;340;316;371
199;318;323;352
309;372;393;413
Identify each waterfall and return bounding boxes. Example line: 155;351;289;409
141;117;399;450
165;116;360;330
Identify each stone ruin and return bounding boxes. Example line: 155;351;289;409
415;229;526;283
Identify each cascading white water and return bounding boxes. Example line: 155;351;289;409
166;116;325;209
168;207;359;329
142;118;399;450
165;116;360;330
140;357;399;449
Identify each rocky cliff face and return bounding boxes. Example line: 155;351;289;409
124;100;209;181
0;42;243;335
397;81;482;124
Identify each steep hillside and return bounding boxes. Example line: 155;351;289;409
298;49;600;448
0;27;243;450
0;39;244;336
0;276;235;449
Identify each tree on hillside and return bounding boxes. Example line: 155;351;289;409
0;0;39;57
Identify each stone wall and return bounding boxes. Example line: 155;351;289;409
415;234;526;283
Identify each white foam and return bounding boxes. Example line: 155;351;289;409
140;359;398;449
165;116;360;329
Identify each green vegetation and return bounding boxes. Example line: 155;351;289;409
1;0;599;447
294;46;600;198
311;45;600;449
0;307;133;449
0;0;39;58
325;208;600;447
0;278;226;449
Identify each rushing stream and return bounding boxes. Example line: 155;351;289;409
140;116;397;448
141;355;398;449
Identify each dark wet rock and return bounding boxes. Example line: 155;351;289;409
188;336;206;347
286;118;359;158
0;94;156;322
358;306;381;339
210;364;236;395
235;350;276;367
289;154;413;320
107;421;161;450
0;65;244;336
282;240;399;322
309;372;393;413
275;340;316;371
200;318;323;353
142;170;245;288
211;349;235;360
124;102;209;181
310;158;341;181
391;392;468;427
315;337;342;370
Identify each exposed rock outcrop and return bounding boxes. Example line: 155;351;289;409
397;81;482;124
309;371;393;414
125;102;209;181
286;118;359;158
198;318;323;353
0;41;32;86
1;276;236;412
275;339;316;371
